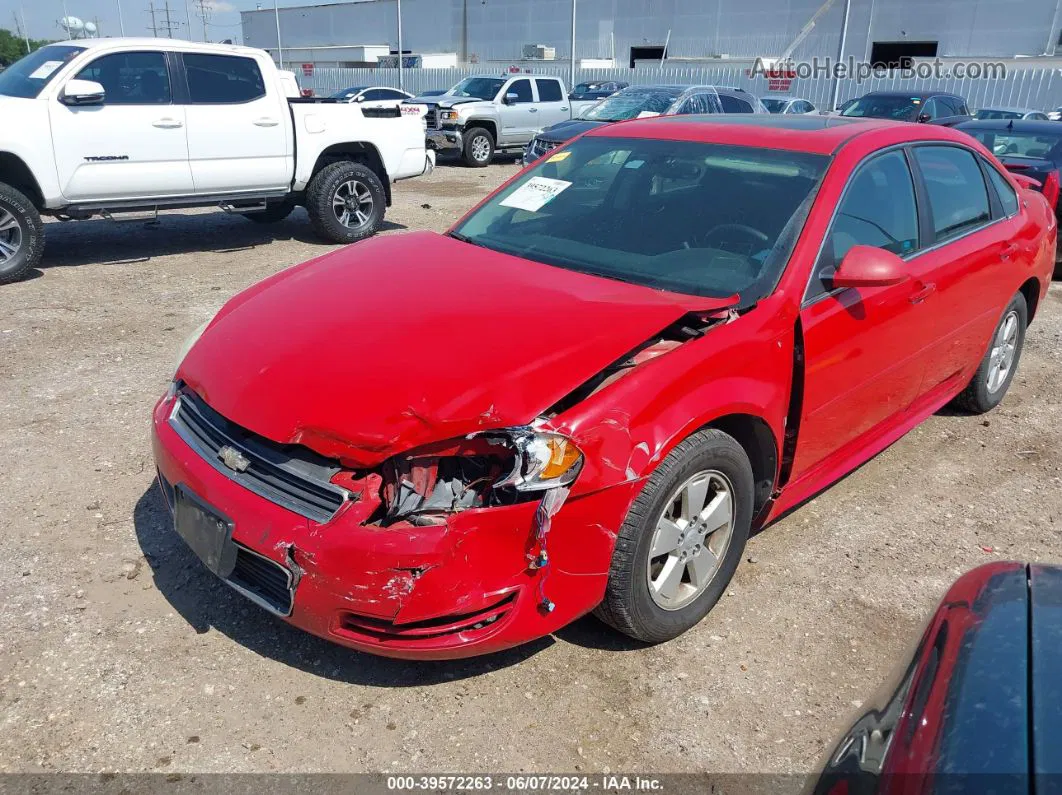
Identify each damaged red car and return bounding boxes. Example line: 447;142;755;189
152;116;1055;659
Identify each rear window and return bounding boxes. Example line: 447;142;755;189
961;130;1062;161
453;137;828;304
0;45;84;99
535;79;563;102
914;146;992;242
183;53;266;104
985;165;1020;217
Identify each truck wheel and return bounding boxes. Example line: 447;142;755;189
306;161;386;244
0;182;44;285
462;128;495;168
595;429;754;644
951;292;1027;414
242;199;295;224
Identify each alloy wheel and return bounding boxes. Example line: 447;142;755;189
0;207;22;266
987;310;1019;393
471;135;491;162
646;469;735;610
332;180;374;229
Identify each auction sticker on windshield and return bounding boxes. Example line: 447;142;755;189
500;177;572;212
29;61;64;80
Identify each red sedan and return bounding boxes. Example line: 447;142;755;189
152;116;1055;659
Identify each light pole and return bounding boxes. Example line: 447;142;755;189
397;0;404;91
274;0;284;68
116;0;125;35
18;4;30;51
829;0;851;111
569;0;576;93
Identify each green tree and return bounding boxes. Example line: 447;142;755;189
0;27;56;67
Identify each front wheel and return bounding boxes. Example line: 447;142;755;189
462;128;495;168
0;182;44;285
951;292;1028;414
596;429;754;644
305;161;386;244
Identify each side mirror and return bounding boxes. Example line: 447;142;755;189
355;94;365;102
504;92;519;105
831;245;908;289
916;112;931;123
61;79;106;106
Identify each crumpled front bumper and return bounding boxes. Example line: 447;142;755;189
426;128;464;153
151;393;639;660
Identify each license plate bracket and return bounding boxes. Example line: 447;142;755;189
173;485;237;578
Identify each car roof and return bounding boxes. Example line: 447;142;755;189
586;114;961;155
957;119;1062;134
860;90;963;99
54;37;263;57
976;106;1039;114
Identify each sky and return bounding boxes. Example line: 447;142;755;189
0;0;267;43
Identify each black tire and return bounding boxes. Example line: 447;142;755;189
596;428;754;644
305;161;386;244
0;182;44;285
462;127;495;168
242;199;295;224
952;292;1028;414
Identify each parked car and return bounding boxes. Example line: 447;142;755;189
329;85;413;109
811;562;1062;792
957;119;1062;267
841;90;970;124
407;74;572;167
523;85;764;164
0;38;434;284
569;80;629;101
761;95;818;115
1048;107;1062;122
153;116;1053;660
418;89;448;97
974;106;1049;121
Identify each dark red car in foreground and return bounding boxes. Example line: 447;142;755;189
152;116;1055;659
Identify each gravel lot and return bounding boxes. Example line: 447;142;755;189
1;160;1061;778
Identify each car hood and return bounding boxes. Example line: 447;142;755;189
178;232;735;467
539;119;609;142
406;96;482;108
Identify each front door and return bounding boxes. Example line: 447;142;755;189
792;148;936;480
498;78;538;145
50;50;193;202
180;52;291;194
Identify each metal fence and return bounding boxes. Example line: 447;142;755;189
303;64;1062;112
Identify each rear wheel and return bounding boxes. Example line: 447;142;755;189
306;161;386;244
0;182;44;285
596;429;754;644
462;128;495;168
952;292;1027;414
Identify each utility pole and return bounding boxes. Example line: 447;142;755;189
184;0;192;40
569;0;576;94
14;8;31;53
194;0;211;42
273;0;283;68
163;1;173;37
397;0;404;91
829;0;852;111
148;2;158;37
116;0;125;35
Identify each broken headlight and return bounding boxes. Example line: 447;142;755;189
494;430;584;492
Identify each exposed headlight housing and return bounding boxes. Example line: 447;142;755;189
494;430;583;492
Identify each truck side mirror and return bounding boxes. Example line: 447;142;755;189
504;93;519;105
61;79;106;107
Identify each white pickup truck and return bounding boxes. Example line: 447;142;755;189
0;38;435;284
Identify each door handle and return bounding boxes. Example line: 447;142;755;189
561;106;569;111
528;107;538;113
909;282;937;304
1000;243;1019;261
253;117;280;127
152;118;183;129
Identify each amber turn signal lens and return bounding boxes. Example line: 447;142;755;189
540;438;582;480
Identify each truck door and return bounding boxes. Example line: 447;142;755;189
49;50;194;202
180;52;291;194
534;78;570;128
498;78;537;145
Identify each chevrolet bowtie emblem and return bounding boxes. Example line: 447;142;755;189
218;445;251;473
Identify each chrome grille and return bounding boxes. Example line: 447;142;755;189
424;106;439;129
169;388;349;523
529;138;559;160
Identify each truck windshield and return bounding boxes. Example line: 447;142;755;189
0;45;85;99
580;90;681;121
841;95;920;121
448;77;505;101
451;136;828;304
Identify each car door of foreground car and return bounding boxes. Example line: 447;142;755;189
49;49;194;201
906;144;1034;396
791;148;937;480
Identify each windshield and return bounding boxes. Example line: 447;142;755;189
974;109;1024;120
580;89;681;121
842;95;920;121
963;130;1062;160
761;98;790;114
0;45;85;99
447;77;505;100
452;137;828;304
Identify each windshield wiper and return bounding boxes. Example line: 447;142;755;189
446;231;488;249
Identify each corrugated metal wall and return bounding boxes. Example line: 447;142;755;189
243;0;1061;65
306;64;1062;112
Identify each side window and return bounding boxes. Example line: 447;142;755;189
183;53;266;104
798;101;815;114
678;93;716;115
810;150;919;299
985;163;1020;217
913;146;992;242
382;89;408;100
535;79;563;102
506;79;533;104
920;98;942;119
74;51;170;105
720;94;753;113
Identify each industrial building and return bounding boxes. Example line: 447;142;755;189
242;0;1062;69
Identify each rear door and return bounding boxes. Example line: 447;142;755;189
792;148;934;480
907;144;1033;395
180;51;291;194
498;78;537;145
534;78;570;127
50;49;193;201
